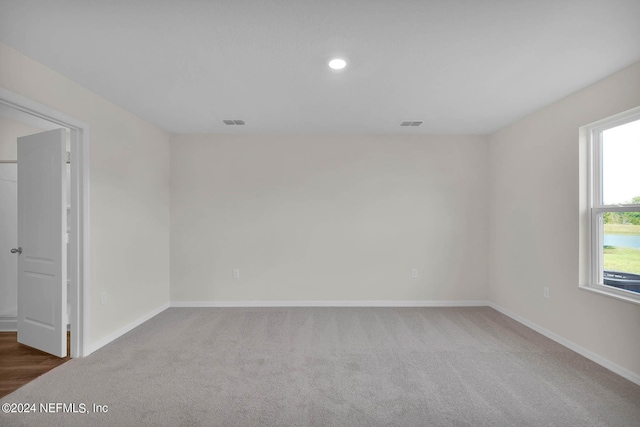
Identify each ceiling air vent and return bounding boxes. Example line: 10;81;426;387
223;119;245;125
400;121;423;127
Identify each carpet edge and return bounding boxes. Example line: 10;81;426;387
170;300;490;308
86;302;170;355
487;302;640;386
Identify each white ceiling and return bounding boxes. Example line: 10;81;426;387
1;0;639;135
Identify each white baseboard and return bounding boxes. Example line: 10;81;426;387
487;302;640;386
86;302;170;356
170;300;489;308
0;317;17;331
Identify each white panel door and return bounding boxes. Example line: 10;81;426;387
16;129;67;357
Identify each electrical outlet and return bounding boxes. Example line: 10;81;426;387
100;292;107;305
411;269;418;278
233;269;240;279
543;287;550;299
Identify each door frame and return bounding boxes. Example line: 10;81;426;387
0;87;90;358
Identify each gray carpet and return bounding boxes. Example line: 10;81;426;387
1;307;639;426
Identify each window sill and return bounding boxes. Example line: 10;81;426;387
579;284;640;306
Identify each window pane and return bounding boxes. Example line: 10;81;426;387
603;217;640;294
602;119;640;206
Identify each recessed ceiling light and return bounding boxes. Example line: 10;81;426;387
328;58;347;70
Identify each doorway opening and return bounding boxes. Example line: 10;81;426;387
0;87;89;361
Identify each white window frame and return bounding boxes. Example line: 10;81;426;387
580;106;640;305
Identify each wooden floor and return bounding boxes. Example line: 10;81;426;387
0;331;70;399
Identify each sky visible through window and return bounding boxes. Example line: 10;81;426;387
602;119;640;205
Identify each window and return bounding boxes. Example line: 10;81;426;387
582;108;640;303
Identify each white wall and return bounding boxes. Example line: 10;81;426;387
0;163;17;316
171;134;489;303
0;43;171;347
488;62;640;377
